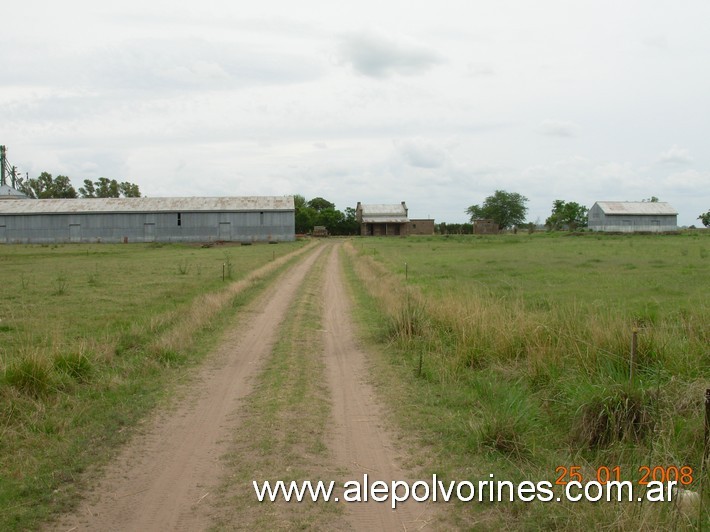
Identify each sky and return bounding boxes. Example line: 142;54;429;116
1;0;708;226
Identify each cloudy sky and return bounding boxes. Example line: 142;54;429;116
1;0;708;226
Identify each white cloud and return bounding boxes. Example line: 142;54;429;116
657;145;693;165
394;138;447;169
338;31;443;78
538;119;578;138
664;169;710;191
1;1;709;228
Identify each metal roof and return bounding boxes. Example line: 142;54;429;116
0;196;294;215
359;203;407;216
361;216;409;223
594;201;677;215
0;184;28;198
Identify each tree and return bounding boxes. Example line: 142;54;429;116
642;196;660;202
545;200;588;231
17;172;77;199
337;206;360;235
78;179;96;197
307;197;335;212
293;195;358;235
79;177;141;198
119;181;141;197
466;190;528;230
699;211;710;228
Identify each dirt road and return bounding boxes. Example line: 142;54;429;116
52;242;434;531
323;244;434;530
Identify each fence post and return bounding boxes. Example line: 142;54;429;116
700;389;710;527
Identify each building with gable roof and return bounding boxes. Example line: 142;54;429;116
587;201;678;232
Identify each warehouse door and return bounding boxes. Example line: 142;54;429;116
0;224;6;243
218;222;231;241
144;223;156;242
69;224;81;243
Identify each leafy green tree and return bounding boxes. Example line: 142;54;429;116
307;197;335;212
17;172;77;199
436;222;473;234
545;200;588;231
316;207;344;233
78;179;96;197
293;194;307;210
337;206;360;235
699;211;710;227
119;181;141;197
295;207;317;233
466;190;528;230
293;195;357;235
95;177;120;198
79;177;141;198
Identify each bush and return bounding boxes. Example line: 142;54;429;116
54;352;93;383
575;385;656;448
4;355;54;397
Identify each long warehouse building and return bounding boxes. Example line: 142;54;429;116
0;196;295;244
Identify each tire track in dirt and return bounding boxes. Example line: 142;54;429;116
323;243;436;530
50;243;326;532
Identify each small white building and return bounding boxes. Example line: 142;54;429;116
587;201;678;233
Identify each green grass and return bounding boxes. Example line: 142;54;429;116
0;241;307;530
215;245;343;530
344;231;709;530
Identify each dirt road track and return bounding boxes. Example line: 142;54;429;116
53;241;435;531
323;244;434;530
52;244;326;532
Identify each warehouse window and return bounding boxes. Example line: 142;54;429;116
177;213;182;226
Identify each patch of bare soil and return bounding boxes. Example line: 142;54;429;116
50;244;326;532
322;244;437;530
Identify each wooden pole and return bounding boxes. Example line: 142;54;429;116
704;389;710;461
699;389;710;527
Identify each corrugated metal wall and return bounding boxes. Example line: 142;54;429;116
0;210;295;244
588;203;678;232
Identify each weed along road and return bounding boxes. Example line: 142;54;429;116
51;241;433;531
52;243;325;531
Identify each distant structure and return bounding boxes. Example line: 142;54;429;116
408;218;435;235
0;145;27;199
0;183;27;199
587;201;678;232
356;202;409;236
0;196;295;244
473;219;498;234
312;225;328;237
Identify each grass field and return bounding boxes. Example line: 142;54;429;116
344;231;709;529
1;232;707;529
0;240;307;530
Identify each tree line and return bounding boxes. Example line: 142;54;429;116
466;191;709;230
294;195;359;235
14;174;708;230
16;173;141;199
464;190;588;232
